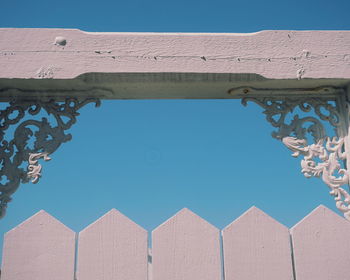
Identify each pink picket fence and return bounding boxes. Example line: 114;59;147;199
1;205;350;280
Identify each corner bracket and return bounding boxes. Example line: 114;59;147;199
0;97;100;218
241;87;350;220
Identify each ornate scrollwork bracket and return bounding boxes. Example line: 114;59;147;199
0;97;100;219
240;87;350;220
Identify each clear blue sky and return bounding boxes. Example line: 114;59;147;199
1;0;350;258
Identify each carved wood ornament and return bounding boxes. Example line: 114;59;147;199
0;29;349;223
0;88;350;221
241;87;350;220
0;98;100;218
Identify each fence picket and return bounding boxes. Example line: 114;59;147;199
152;208;221;280
2;205;350;279
222;206;293;280
76;209;148;280
291;205;350;280
1;210;75;280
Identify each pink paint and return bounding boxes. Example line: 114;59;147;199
77;209;148;280
2;206;350;279
0;29;349;79
152;208;221;280
1;210;75;280
222;207;294;280
291;205;350;280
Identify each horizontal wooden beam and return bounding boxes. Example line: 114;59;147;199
1;29;350;80
0;29;349;99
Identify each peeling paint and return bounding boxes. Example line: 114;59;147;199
94;50;112;54
302;49;311;58
1;29;349;79
36;67;54;79
297;68;305;80
54;36;67;46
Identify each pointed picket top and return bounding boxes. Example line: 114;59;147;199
291;204;349;232
291;205;350;280
222;206;293;280
223;206;289;231
152;208;221;280
77;208;148;280
4;209;74;236
1;210;75;280
154;207;218;233
79;208;147;234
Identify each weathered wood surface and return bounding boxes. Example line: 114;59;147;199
222;207;294;280
77;209;148;280
0;29;349;80
291;205;350;280
152;208;221;280
1;210;75;280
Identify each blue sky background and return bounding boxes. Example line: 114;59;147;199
1;0;350;259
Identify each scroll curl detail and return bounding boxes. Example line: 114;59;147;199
243;97;350;220
0;98;100;218
27;152;51;184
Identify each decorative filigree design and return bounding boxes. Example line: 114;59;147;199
0;98;100;218
27;152;51;183
242;97;350;220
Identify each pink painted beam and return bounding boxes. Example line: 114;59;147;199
0;29;349;80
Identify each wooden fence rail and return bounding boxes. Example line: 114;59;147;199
1;205;350;280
